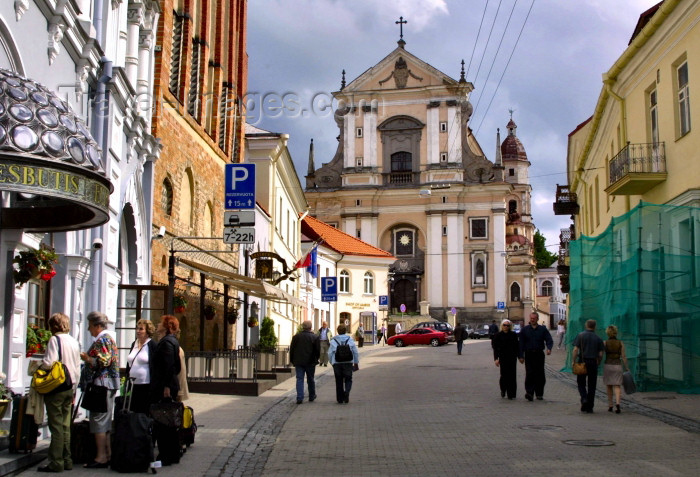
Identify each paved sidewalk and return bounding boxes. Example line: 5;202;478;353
9;339;700;476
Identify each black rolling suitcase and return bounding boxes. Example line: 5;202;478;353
111;379;156;473
9;395;39;453
71;389;96;464
150;400;183;466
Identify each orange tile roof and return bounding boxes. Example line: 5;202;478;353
302;216;395;259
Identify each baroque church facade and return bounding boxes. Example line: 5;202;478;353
304;38;537;324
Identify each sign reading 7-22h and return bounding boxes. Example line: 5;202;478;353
225;164;256;209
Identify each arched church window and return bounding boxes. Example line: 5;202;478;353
509;200;518;214
161;179;173;216
541;280;553;297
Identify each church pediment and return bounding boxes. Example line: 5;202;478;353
343;47;461;92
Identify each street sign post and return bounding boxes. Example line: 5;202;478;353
497;301;506;312
224;210;255;226
225;164;256;209
223;227;255;244
378;295;388;310
321;277;338;302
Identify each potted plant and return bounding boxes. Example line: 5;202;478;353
257;317;278;370
204;304;217;320
173;295;187;313
247;316;258;328
225;306;238;325
12;244;58;288
26;324;52;357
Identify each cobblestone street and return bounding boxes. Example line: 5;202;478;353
16;340;700;477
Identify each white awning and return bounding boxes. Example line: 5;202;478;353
177;258;304;306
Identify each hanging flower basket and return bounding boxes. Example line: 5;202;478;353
173;295;187;314
204;305;217;320
12;244;58;288
225;307;238;325
247;318;258;328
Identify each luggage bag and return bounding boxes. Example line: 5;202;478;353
179;405;197;450
111;379;156;473
71;389;96;464
150;399;183;466
9;395;39;453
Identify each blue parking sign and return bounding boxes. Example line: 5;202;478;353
225;164;256;209
321;277;337;302
379;295;388;306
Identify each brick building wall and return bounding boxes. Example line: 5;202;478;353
150;0;248;351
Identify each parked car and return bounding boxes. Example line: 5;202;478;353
469;328;490;339
387;328;448;347
410;321;455;341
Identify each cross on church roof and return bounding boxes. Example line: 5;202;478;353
395;16;407;39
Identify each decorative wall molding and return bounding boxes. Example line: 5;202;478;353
14;0;29;21
48;20;66;65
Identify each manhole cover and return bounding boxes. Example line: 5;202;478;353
520;425;563;431
563;440;615;447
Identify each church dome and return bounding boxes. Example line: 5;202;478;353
500;119;528;162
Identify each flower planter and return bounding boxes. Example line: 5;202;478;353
0;399;9;420
174;306;186;314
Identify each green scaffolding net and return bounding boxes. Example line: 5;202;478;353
563;202;700;394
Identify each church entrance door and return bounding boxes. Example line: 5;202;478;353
392;279;417;313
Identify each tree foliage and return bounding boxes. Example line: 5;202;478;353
534;229;558;269
258;316;278;352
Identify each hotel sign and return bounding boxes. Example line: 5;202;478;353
0;158;112;231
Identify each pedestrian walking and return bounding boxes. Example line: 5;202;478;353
518;312;553;401
316;321;332;366
378;323;387;345
394;322;402;334
37;313;81;473
492;319;519;399
329;324;359;404
290;320;320;404
488;320;499;339
603;325;628;414
556;319;566;349
572;319;605;413
454;322;467;355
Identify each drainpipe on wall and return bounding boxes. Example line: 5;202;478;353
603;78;632;214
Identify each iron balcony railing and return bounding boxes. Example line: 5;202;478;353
609;142;666;186
384;171;418;185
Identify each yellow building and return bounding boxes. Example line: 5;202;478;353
559;0;699;238
305;38;537;324
555;0;700;392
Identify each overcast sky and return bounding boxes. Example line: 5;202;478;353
246;0;659;251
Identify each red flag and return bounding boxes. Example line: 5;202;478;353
295;252;311;269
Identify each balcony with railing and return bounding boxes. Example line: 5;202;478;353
607;142;667;195
383;171;419;185
553;184;580;215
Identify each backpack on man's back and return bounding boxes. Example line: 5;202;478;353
334;336;353;362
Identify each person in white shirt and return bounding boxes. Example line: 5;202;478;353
394;322;402;334
125;319;156;413
39;313;81;473
556;319;566;350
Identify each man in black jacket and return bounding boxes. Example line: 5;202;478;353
290;320;320;404
518;312;553;401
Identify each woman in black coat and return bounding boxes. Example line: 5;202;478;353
492;319;520;399
151;315;181;402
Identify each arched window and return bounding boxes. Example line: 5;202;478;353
509;200;518;214
363;272;374;294
161;179;173;216
180;169;194;230
541;280;553;297
203;201;214;236
510;282;521;302
339;270;350;293
471;251;487;286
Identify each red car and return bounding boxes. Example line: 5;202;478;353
387;327;447;347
